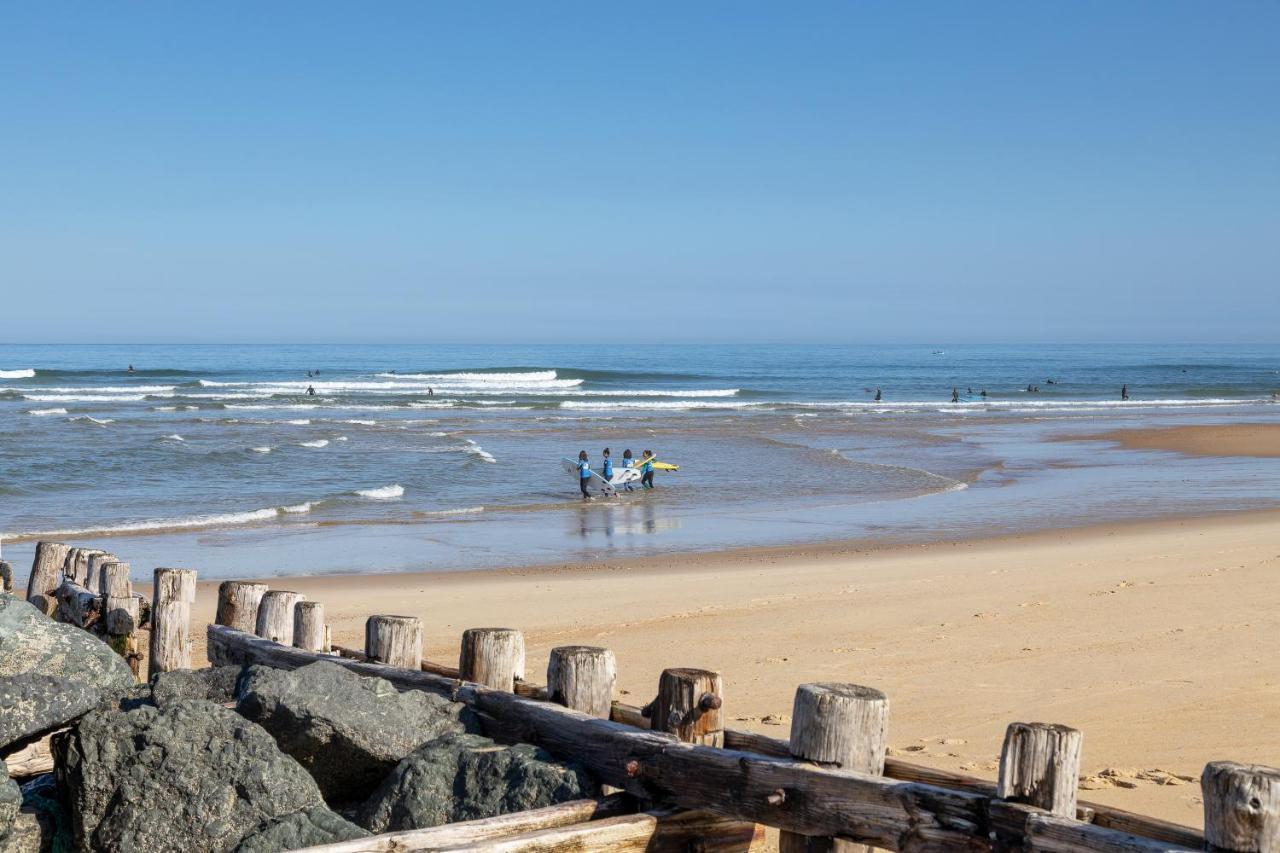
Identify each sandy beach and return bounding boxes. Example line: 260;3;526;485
1098;422;1280;458
182;503;1280;828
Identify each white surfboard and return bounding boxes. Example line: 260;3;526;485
562;458;617;496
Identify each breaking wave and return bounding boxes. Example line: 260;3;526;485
355;484;404;499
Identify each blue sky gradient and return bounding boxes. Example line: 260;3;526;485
2;3;1277;343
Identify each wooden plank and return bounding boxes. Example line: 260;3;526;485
2;731;60;778
1025;812;1199;853
296;796;630;853
438;809;762;852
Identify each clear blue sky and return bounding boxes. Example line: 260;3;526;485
2;2;1276;344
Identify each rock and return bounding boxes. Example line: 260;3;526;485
55;700;325;853
236;661;475;802
0;762;19;841
358;732;598;833
0;595;134;714
0;674;103;752
233;806;369;853
151;665;247;708
0;809;47;853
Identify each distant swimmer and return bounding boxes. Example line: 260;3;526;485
980;389;988;398
307;370;313;378
952;388;960;403
127;365;135;374
428;387;434;396
640;450;656;489
1027;384;1034;393
874;388;882;402
306;385;316;396
1121;384;1129;401
577;450;592;500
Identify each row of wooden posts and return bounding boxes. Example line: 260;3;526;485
16;542;1280;852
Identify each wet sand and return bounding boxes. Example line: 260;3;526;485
185;507;1280;828
1098;422;1280;458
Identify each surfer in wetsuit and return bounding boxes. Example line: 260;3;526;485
127;365;135;374
1121;384;1129;401
306;385;316;396
577;450;592;499
640;450;656;489
952;388;960;403
874;388;882;402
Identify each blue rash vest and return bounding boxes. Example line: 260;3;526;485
578;459;592;479
602;457;613;479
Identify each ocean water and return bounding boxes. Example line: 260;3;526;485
2;344;1279;580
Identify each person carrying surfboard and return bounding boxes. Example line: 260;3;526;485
577;450;592;499
640;450;656;489
601;448;613;484
621;449;636;491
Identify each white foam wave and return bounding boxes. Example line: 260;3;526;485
280;502;314;514
408;400;456;408
288;419;312;425
465;439;497;463
250;446;272;453
425;505;485;516
28;407;68;416
162;434;185;441
335;436;348;441
378;370;559;382
24;394;149;402
299;439;329;448
355;484;404;499
71;416;114;425
9;501;315;538
559;400;762;411
344;419;376;425
0;368;36;379
152;405;178;411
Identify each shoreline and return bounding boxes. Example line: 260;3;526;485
178;505;1280;826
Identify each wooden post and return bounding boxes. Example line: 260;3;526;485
55;581;103;629
85;552;117;593
648;668;724;747
459;627;525;691
255;590;304;645
26;541;70;615
781;683;890;853
215;580;268;632
148;567;197;679
1202;762;1280;852
365;614;423;669
0;561;13;593
547;645;617;718
998;722;1083;818
293;601;327;652
64;548;105;586
101;561;141;677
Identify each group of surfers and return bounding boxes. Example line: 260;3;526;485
575;448;656;499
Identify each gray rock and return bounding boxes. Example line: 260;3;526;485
0;595;134;722
236;661;474;802
151;665;247;708
358;732;598;833
233;806;369;853
0;762;19;841
55;699;325;853
0;809;46;853
0;674;103;752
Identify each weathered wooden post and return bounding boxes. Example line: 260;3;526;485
64;548;105;587
1202;762;1280;852
0;561;13;593
148;567;197;679
365;615;423;668
647;667;724;747
55;581;103;628
780;683;890;853
100;561;142;677
459;627;525;691
255;590;304;645
998;722;1083;818
293;601;327;652
26;541;70;615
85;552;117;593
547;645;616;718
215;580;268;632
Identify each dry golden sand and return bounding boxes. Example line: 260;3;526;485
185;507;1280;828
1097;422;1280;458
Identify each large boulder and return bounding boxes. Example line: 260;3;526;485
0;762;19;841
232;806;369;853
0;674;103;752
0;595;134;689
358;732;598;833
145;665;247;709
236;661;474;802
55;700;326;853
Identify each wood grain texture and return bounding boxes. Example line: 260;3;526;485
215;580;267;633
365;614;422;668
547;645;616;718
149;567;197;678
1202;762;1280;853
460;627;525;691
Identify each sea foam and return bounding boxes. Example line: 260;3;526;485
0;368;36;379
299;439;329;448
355;484;404;499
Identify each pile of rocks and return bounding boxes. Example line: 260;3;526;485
1;594;598;852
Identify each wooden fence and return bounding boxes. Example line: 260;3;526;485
13;544;1280;852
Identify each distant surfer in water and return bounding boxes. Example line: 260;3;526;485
951;388;960;403
1121;384;1129;401
640;450;656;489
874;388;882;402
306;385;316;396
577;450;592;499
127;365;135;374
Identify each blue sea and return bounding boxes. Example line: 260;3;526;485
2;344;1279;581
